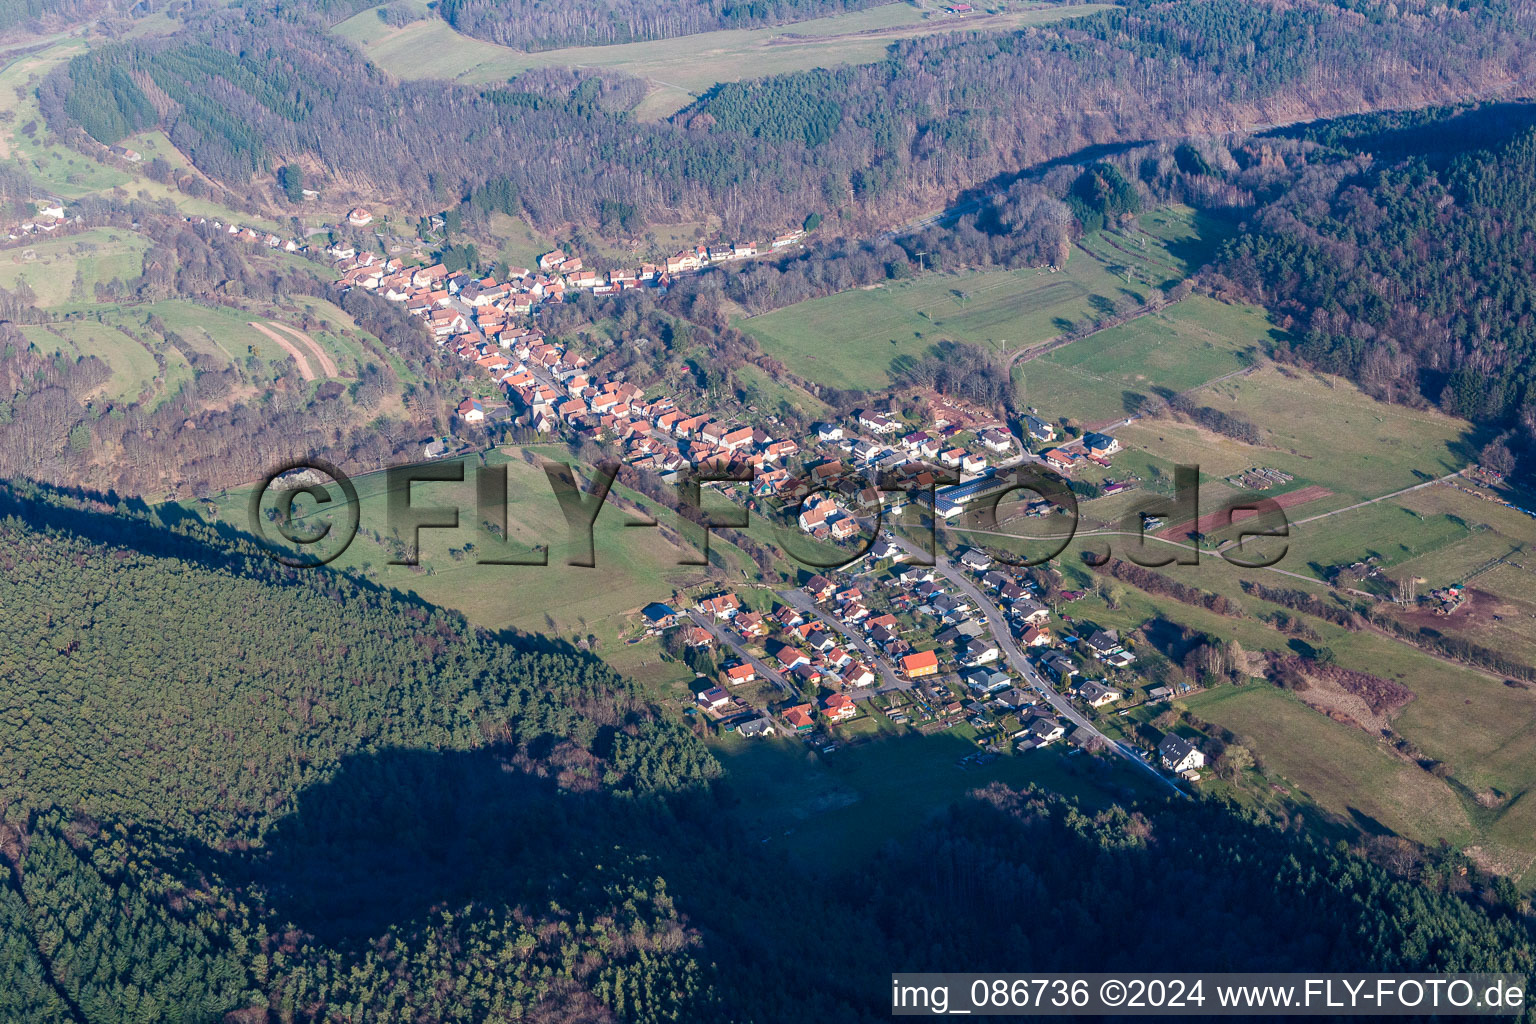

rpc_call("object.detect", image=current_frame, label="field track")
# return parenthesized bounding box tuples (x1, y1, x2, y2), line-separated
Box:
(248, 321, 315, 380)
(265, 320, 342, 377)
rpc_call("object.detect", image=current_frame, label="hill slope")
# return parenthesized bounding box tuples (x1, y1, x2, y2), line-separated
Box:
(3, 482, 1536, 1022)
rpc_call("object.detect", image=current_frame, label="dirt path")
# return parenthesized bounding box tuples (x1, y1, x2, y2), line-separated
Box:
(265, 320, 342, 378)
(247, 321, 316, 381)
(1288, 470, 1461, 527)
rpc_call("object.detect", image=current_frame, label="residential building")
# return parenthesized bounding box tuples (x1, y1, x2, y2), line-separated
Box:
(901, 649, 940, 679)
(782, 703, 816, 731)
(822, 693, 857, 722)
(698, 593, 742, 620)
(959, 549, 993, 572)
(1077, 680, 1123, 708)
(723, 663, 756, 686)
(695, 686, 730, 710)
(1159, 735, 1206, 774)
(1083, 431, 1121, 456)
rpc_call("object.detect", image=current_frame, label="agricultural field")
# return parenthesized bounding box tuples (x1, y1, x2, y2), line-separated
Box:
(1033, 543, 1536, 884)
(1184, 686, 1478, 850)
(0, 41, 131, 197)
(0, 228, 150, 307)
(114, 299, 368, 381)
(20, 320, 187, 405)
(733, 362, 833, 420)
(738, 227, 1194, 390)
(336, 2, 1114, 120)
(1014, 294, 1267, 425)
(1357, 483, 1536, 668)
(1117, 364, 1475, 518)
(1131, 204, 1236, 271)
(0, 39, 286, 229)
(202, 447, 754, 643)
(21, 293, 398, 411)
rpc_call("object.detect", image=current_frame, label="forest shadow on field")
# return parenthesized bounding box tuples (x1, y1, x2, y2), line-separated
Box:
(958, 138, 1155, 233)
(222, 746, 690, 948)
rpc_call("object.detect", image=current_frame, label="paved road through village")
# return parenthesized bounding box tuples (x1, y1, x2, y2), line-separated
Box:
(890, 536, 1186, 798)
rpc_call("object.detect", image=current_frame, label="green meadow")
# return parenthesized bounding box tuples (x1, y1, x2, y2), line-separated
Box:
(1014, 294, 1268, 424)
(337, 2, 1114, 120)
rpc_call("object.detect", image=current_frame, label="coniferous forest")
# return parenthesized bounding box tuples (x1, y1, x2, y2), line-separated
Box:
(1, 480, 1534, 1022)
(1208, 108, 1536, 437)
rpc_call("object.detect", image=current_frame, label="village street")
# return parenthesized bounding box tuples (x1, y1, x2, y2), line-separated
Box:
(889, 536, 1186, 798)
(775, 588, 906, 695)
(685, 608, 792, 695)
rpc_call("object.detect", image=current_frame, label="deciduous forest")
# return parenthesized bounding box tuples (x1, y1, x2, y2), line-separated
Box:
(438, 0, 892, 50)
(40, 0, 1536, 235)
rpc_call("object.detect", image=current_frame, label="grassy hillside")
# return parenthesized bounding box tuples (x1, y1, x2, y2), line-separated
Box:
(737, 212, 1206, 390)
(1014, 294, 1268, 424)
(337, 2, 1115, 120)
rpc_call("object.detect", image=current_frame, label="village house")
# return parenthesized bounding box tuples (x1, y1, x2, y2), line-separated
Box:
(1025, 415, 1056, 443)
(962, 637, 1000, 667)
(1019, 625, 1051, 647)
(695, 686, 731, 711)
(901, 649, 940, 679)
(959, 549, 993, 572)
(781, 703, 816, 732)
(1083, 431, 1121, 457)
(829, 516, 861, 540)
(1012, 597, 1050, 626)
(1023, 715, 1066, 746)
(822, 693, 857, 723)
(1085, 628, 1124, 660)
(1040, 650, 1077, 684)
(1077, 680, 1123, 708)
(843, 662, 877, 688)
(966, 668, 1012, 695)
(641, 603, 678, 630)
(697, 593, 742, 620)
(1042, 448, 1075, 471)
(771, 642, 810, 673)
(798, 499, 836, 532)
(857, 410, 899, 435)
(1159, 734, 1206, 774)
(980, 428, 1015, 454)
(736, 716, 776, 738)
